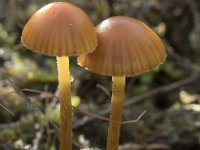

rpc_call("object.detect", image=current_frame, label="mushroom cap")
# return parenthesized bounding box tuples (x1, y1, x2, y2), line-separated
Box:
(22, 2, 97, 56)
(78, 16, 166, 76)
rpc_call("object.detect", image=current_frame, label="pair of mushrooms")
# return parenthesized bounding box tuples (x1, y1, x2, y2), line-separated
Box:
(22, 2, 166, 150)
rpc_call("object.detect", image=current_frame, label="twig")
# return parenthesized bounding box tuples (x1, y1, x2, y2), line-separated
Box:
(0, 82, 93, 149)
(1, 74, 198, 130)
(73, 75, 198, 129)
(72, 140, 85, 149)
(6, 79, 30, 111)
(22, 89, 110, 122)
(0, 91, 19, 97)
(6, 80, 61, 133)
(0, 103, 14, 116)
(186, 0, 200, 23)
(167, 47, 200, 73)
(1, 88, 145, 125)
(121, 110, 146, 125)
(96, 84, 111, 97)
(124, 74, 198, 106)
(1, 88, 109, 122)
(73, 107, 109, 121)
(32, 127, 44, 150)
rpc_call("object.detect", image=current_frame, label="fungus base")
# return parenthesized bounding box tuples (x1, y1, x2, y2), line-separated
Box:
(107, 76, 125, 150)
(57, 56, 72, 150)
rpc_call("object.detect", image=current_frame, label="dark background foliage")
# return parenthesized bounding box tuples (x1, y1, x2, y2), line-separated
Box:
(0, 0, 200, 150)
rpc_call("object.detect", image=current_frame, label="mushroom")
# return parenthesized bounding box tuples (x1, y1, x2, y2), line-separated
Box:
(78, 16, 166, 150)
(21, 2, 97, 150)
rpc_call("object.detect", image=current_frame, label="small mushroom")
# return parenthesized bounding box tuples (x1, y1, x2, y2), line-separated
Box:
(21, 2, 97, 150)
(78, 16, 166, 150)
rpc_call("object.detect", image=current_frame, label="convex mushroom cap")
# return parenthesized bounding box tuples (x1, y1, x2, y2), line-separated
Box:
(22, 2, 97, 56)
(78, 16, 166, 76)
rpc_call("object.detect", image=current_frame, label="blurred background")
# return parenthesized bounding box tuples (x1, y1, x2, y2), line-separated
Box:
(0, 0, 200, 150)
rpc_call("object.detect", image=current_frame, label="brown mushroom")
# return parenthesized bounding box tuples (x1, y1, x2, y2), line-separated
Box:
(21, 2, 97, 150)
(78, 16, 166, 150)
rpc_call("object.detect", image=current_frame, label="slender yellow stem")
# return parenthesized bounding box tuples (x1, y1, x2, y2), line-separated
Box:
(107, 76, 125, 150)
(57, 56, 72, 150)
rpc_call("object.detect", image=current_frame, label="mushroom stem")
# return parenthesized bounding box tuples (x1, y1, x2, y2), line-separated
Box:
(57, 56, 72, 150)
(107, 76, 125, 150)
